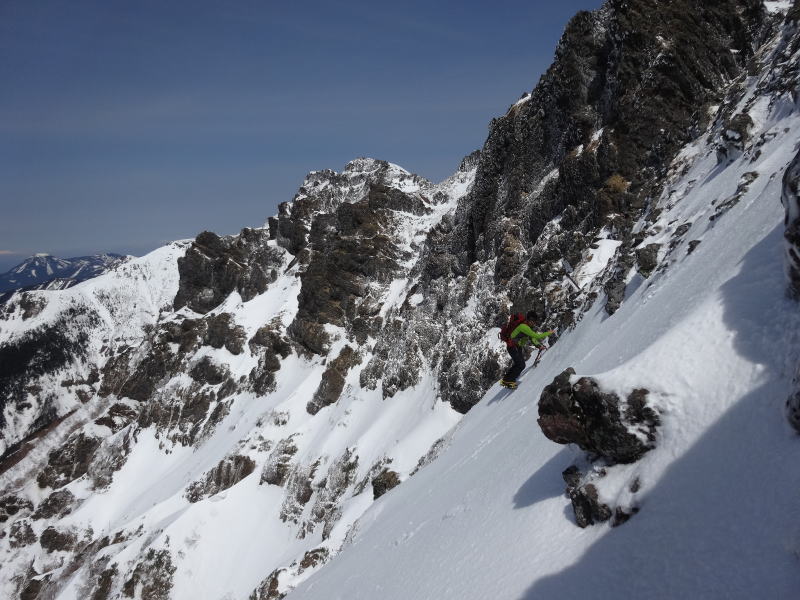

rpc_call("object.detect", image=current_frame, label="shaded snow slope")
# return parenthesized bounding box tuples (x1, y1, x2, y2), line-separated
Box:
(291, 41, 800, 600)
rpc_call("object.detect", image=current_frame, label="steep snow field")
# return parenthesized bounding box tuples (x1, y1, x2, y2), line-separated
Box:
(291, 86, 800, 600)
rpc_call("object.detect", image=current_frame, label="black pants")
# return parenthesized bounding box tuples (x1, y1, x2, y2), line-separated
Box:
(504, 345, 526, 382)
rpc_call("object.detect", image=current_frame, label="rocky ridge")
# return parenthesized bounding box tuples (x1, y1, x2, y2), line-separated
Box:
(0, 1, 798, 599)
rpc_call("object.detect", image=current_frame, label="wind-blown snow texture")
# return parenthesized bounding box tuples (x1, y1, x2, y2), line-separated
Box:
(1, 2, 800, 599)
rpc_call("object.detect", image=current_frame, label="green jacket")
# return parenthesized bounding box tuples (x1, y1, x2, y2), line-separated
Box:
(510, 323, 552, 348)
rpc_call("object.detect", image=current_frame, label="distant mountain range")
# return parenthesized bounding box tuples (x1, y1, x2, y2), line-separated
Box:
(0, 252, 129, 295)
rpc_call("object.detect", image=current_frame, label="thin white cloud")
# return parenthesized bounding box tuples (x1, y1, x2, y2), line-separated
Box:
(0, 250, 21, 255)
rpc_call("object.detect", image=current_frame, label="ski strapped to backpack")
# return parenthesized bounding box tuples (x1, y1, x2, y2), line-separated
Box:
(499, 313, 526, 346)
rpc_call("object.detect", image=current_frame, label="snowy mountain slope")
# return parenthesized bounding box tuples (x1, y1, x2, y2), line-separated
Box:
(292, 19, 800, 599)
(1, 1, 797, 599)
(0, 253, 129, 295)
(0, 160, 478, 600)
(0, 244, 186, 458)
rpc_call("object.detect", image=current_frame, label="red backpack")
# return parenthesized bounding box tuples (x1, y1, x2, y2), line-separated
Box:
(499, 313, 525, 347)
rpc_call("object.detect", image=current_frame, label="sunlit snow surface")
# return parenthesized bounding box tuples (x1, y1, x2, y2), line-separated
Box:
(290, 51, 800, 600)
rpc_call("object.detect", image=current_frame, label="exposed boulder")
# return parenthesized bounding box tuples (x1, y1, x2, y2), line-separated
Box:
(566, 480, 611, 528)
(298, 547, 330, 573)
(538, 368, 660, 464)
(562, 465, 642, 528)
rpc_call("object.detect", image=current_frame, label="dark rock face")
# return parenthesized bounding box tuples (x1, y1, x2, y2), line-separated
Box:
(87, 429, 135, 490)
(32, 489, 76, 520)
(173, 228, 283, 314)
(0, 316, 90, 451)
(635, 243, 661, 276)
(94, 403, 138, 433)
(37, 432, 102, 489)
(562, 465, 641, 528)
(0, 495, 33, 523)
(185, 454, 256, 503)
(9, 519, 37, 548)
(288, 194, 402, 354)
(121, 548, 176, 600)
(461, 0, 761, 268)
(203, 313, 247, 355)
(249, 324, 292, 395)
(372, 469, 401, 499)
(567, 480, 611, 528)
(39, 526, 77, 552)
(189, 357, 229, 386)
(307, 346, 360, 415)
(538, 368, 660, 464)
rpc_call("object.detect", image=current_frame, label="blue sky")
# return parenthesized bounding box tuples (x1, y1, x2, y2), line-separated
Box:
(0, 0, 602, 272)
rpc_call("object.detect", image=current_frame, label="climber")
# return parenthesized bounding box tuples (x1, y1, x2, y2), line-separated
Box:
(499, 311, 554, 389)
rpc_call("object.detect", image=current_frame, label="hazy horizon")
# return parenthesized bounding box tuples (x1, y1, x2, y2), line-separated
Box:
(0, 0, 603, 273)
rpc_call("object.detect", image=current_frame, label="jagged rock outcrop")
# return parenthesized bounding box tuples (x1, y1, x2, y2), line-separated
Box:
(287, 170, 420, 353)
(185, 454, 256, 502)
(537, 368, 660, 464)
(121, 548, 176, 600)
(173, 228, 283, 314)
(307, 346, 360, 415)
